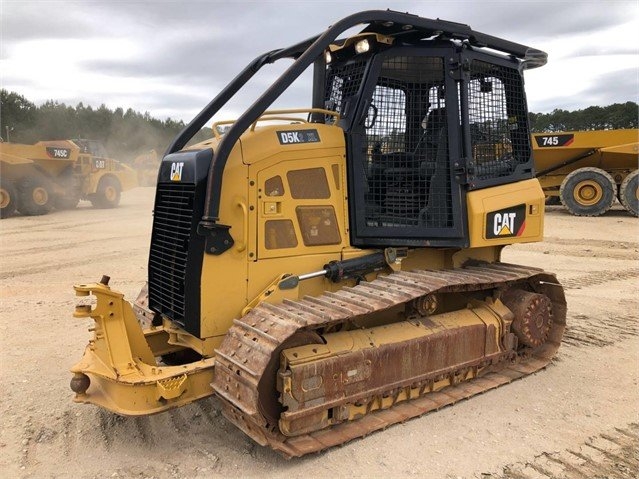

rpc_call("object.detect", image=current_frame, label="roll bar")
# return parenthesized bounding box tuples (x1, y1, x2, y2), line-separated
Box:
(164, 9, 547, 231)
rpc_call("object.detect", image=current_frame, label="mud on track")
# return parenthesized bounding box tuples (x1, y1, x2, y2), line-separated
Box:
(1, 189, 637, 478)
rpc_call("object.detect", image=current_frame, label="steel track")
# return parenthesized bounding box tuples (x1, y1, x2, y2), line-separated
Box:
(212, 262, 566, 457)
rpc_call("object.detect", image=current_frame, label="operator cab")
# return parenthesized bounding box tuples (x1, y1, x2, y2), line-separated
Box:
(319, 32, 534, 247)
(161, 11, 546, 255)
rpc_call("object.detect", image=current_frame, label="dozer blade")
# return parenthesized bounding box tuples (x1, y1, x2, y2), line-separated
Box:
(212, 263, 566, 457)
(70, 280, 216, 415)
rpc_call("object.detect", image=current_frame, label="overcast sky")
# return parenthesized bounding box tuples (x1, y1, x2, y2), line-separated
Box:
(1, 0, 637, 124)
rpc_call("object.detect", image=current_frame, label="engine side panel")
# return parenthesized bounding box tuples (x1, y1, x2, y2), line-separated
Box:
(466, 178, 544, 247)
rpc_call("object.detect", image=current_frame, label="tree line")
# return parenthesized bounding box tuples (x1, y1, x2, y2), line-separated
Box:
(0, 89, 212, 161)
(1, 90, 637, 160)
(528, 101, 637, 132)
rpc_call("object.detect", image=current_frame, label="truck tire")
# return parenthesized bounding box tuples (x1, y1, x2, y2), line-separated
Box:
(17, 176, 53, 216)
(544, 194, 560, 206)
(619, 169, 638, 217)
(55, 196, 80, 210)
(559, 167, 616, 217)
(91, 176, 121, 208)
(54, 165, 80, 210)
(0, 178, 18, 218)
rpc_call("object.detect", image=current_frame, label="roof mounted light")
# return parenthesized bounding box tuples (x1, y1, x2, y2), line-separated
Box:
(325, 50, 332, 64)
(355, 39, 370, 54)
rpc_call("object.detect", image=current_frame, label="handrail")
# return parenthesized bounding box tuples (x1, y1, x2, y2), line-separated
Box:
(234, 200, 248, 252)
(212, 108, 340, 138)
(211, 120, 236, 139)
(249, 108, 340, 132)
(249, 117, 306, 131)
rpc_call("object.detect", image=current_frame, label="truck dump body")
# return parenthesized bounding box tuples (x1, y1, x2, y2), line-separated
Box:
(532, 129, 639, 216)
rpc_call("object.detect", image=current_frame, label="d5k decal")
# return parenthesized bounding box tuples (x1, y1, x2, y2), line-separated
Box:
(486, 204, 526, 239)
(276, 129, 320, 145)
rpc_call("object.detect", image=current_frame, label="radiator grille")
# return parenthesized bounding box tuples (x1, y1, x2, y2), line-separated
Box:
(148, 182, 196, 321)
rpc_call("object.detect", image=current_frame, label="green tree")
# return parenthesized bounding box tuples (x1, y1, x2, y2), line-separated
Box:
(529, 102, 638, 132)
(0, 89, 213, 160)
(0, 90, 36, 141)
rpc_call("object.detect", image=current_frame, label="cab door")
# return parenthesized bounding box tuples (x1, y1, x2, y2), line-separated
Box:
(345, 47, 467, 247)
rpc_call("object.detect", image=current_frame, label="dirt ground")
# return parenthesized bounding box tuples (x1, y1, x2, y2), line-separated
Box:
(1, 187, 637, 479)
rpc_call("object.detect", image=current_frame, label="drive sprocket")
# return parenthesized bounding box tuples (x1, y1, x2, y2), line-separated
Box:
(501, 289, 553, 348)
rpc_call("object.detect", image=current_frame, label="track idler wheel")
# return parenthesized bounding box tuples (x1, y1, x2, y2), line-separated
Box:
(501, 289, 553, 348)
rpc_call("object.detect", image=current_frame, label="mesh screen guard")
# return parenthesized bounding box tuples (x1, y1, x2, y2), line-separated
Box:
(324, 47, 533, 246)
(467, 59, 532, 183)
(364, 56, 452, 229)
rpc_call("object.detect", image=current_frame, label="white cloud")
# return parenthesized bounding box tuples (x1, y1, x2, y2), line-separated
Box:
(525, 16, 639, 112)
(1, 1, 637, 121)
(2, 37, 142, 101)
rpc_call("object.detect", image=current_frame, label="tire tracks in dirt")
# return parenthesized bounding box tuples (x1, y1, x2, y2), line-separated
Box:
(1, 213, 148, 236)
(3, 234, 146, 257)
(0, 248, 147, 280)
(543, 237, 638, 250)
(1, 218, 110, 235)
(17, 399, 227, 476)
(556, 266, 638, 349)
(486, 423, 638, 479)
(560, 268, 639, 290)
(560, 312, 639, 349)
(19, 408, 155, 473)
(523, 237, 638, 261)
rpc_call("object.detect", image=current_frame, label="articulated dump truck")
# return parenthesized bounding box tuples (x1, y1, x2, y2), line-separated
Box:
(69, 10, 566, 457)
(132, 149, 160, 187)
(533, 129, 639, 217)
(0, 139, 137, 218)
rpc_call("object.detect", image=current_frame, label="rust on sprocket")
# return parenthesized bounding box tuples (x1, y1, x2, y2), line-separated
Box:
(501, 288, 553, 348)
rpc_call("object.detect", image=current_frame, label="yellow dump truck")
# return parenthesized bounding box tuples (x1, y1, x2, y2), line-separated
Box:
(132, 149, 160, 186)
(0, 139, 137, 218)
(532, 129, 638, 216)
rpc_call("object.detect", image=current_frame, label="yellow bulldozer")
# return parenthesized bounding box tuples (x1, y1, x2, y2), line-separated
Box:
(0, 139, 137, 218)
(69, 11, 566, 457)
(533, 129, 638, 216)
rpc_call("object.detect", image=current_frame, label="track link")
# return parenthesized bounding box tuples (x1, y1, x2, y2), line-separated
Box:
(213, 262, 566, 457)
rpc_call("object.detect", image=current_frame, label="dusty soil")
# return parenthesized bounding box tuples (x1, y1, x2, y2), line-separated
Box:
(1, 188, 637, 479)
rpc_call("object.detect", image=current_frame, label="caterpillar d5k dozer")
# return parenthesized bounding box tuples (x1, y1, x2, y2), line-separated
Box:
(69, 10, 566, 457)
